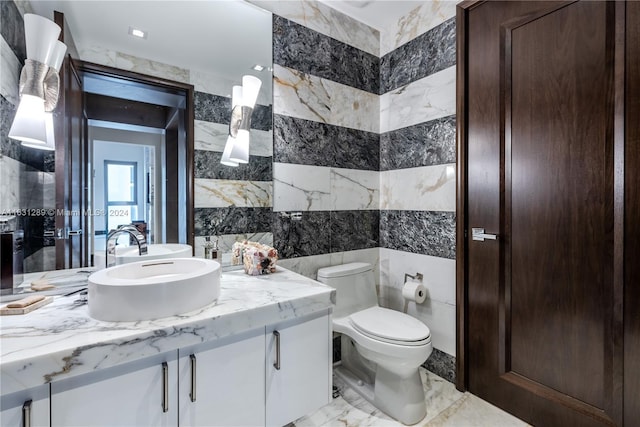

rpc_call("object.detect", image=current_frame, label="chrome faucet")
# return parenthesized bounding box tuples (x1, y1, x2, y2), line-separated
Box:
(105, 224, 148, 268)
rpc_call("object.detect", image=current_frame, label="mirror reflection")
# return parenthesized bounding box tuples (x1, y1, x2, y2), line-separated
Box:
(0, 0, 273, 286)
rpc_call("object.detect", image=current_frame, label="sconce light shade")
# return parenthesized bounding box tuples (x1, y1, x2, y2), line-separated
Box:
(232, 85, 243, 109)
(24, 14, 61, 65)
(50, 40, 67, 72)
(229, 129, 250, 164)
(241, 75, 262, 108)
(8, 94, 47, 145)
(20, 112, 55, 151)
(220, 135, 239, 167)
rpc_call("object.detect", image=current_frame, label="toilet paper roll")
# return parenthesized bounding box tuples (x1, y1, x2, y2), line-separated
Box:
(402, 281, 427, 304)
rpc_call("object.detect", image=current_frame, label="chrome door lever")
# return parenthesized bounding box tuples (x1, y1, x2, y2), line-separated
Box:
(472, 228, 498, 242)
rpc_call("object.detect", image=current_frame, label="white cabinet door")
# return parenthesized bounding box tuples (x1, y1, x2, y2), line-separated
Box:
(178, 328, 265, 427)
(265, 310, 331, 427)
(0, 385, 50, 427)
(51, 352, 179, 427)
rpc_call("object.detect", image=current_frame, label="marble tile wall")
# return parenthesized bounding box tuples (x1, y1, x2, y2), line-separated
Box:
(0, 0, 54, 267)
(271, 11, 381, 264)
(378, 4, 458, 362)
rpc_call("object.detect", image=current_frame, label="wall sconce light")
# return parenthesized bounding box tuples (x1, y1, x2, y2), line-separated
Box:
(220, 75, 262, 166)
(8, 14, 67, 151)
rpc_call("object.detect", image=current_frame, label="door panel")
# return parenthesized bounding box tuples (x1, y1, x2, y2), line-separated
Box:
(461, 1, 627, 425)
(624, 2, 640, 425)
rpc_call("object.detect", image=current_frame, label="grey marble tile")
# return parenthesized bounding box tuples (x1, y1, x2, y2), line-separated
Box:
(194, 92, 231, 125)
(381, 17, 456, 94)
(272, 211, 331, 258)
(194, 207, 272, 236)
(330, 210, 379, 252)
(194, 91, 272, 131)
(194, 149, 272, 181)
(43, 153, 55, 173)
(273, 15, 379, 95)
(274, 115, 379, 170)
(380, 210, 456, 259)
(381, 115, 456, 171)
(1, 1, 26, 63)
(423, 348, 456, 385)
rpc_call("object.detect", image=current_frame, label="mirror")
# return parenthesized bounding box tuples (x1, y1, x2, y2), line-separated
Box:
(1, 0, 273, 278)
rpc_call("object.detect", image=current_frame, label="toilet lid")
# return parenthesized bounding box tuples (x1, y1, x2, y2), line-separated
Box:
(349, 307, 431, 345)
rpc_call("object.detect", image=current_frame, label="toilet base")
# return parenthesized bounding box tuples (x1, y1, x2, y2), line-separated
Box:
(334, 364, 427, 425)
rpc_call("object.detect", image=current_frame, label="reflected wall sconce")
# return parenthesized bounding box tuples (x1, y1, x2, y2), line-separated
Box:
(220, 75, 262, 166)
(8, 14, 67, 151)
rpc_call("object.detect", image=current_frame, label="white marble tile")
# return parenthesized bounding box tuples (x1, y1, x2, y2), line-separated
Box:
(379, 248, 456, 306)
(13, 0, 33, 16)
(295, 369, 467, 427)
(194, 179, 272, 208)
(380, 1, 458, 57)
(380, 66, 456, 134)
(20, 170, 42, 209)
(1, 37, 21, 106)
(78, 45, 117, 67)
(253, 0, 380, 57)
(380, 164, 456, 212)
(0, 156, 22, 210)
(278, 248, 380, 284)
(274, 64, 379, 134)
(195, 120, 273, 157)
(331, 168, 380, 211)
(115, 51, 190, 84)
(426, 393, 531, 427)
(41, 172, 55, 209)
(190, 69, 238, 98)
(195, 121, 229, 152)
(194, 232, 273, 262)
(273, 163, 331, 211)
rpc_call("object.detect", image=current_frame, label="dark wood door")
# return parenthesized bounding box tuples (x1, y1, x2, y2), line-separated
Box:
(54, 11, 88, 269)
(458, 1, 636, 425)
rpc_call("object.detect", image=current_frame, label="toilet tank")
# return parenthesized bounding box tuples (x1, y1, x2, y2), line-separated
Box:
(317, 262, 378, 319)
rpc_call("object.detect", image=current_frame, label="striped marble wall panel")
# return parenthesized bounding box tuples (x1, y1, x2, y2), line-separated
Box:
(194, 207, 272, 236)
(0, 1, 25, 64)
(194, 92, 272, 131)
(195, 150, 272, 181)
(273, 64, 379, 134)
(380, 17, 456, 94)
(380, 210, 455, 260)
(273, 115, 379, 170)
(330, 210, 379, 252)
(380, 115, 456, 171)
(273, 15, 379, 94)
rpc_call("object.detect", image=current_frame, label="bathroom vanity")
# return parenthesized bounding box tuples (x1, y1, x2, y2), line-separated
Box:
(0, 267, 334, 426)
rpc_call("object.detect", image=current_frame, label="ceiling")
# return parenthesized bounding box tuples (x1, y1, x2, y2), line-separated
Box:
(317, 0, 427, 30)
(29, 0, 273, 92)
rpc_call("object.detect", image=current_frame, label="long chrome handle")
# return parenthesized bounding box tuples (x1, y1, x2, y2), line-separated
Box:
(162, 362, 169, 413)
(472, 228, 498, 242)
(189, 354, 197, 403)
(22, 400, 32, 427)
(273, 331, 281, 370)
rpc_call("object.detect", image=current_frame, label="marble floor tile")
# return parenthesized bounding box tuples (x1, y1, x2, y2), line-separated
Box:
(295, 368, 530, 427)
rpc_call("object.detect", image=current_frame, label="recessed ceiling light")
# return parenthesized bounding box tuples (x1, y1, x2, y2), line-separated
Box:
(128, 26, 147, 39)
(251, 64, 265, 72)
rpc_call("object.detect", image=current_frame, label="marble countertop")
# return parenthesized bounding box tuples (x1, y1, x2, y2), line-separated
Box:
(0, 267, 335, 396)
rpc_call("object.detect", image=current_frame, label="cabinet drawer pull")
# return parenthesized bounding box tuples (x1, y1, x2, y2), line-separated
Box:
(273, 330, 281, 370)
(22, 400, 32, 427)
(162, 362, 169, 413)
(189, 354, 197, 402)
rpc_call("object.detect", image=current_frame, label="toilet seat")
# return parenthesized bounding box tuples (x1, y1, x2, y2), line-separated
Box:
(348, 307, 431, 347)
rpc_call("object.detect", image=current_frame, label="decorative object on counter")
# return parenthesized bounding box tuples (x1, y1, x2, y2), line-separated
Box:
(231, 240, 278, 275)
(8, 14, 67, 150)
(220, 75, 263, 166)
(203, 236, 220, 262)
(1, 295, 53, 315)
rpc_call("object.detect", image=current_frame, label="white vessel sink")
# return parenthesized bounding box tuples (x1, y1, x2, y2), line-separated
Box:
(88, 258, 220, 321)
(94, 243, 193, 269)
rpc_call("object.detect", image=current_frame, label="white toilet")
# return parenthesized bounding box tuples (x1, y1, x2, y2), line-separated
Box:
(317, 262, 432, 425)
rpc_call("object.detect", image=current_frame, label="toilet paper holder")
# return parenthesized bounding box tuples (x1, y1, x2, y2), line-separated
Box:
(404, 272, 423, 283)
